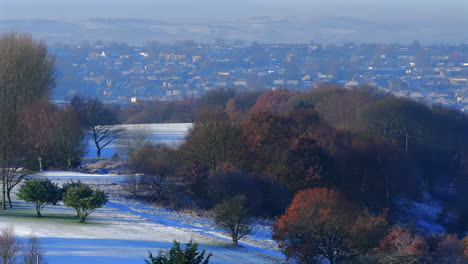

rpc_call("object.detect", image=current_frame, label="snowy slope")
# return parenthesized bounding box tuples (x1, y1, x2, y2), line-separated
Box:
(0, 171, 285, 264)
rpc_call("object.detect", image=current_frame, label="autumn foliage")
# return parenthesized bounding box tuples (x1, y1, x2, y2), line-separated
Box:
(377, 227, 467, 263)
(273, 188, 387, 264)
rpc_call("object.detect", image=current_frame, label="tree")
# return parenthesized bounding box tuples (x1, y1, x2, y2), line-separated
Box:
(213, 195, 252, 245)
(117, 125, 149, 157)
(22, 233, 45, 264)
(0, 32, 55, 112)
(18, 100, 55, 171)
(273, 188, 387, 264)
(122, 174, 142, 198)
(431, 234, 465, 264)
(82, 99, 122, 158)
(128, 145, 178, 200)
(145, 240, 212, 264)
(224, 90, 263, 121)
(0, 32, 55, 210)
(182, 110, 244, 171)
(2, 167, 28, 209)
(359, 97, 430, 153)
(0, 226, 20, 264)
(241, 110, 293, 182)
(18, 178, 60, 217)
(0, 104, 19, 210)
(283, 134, 334, 191)
(63, 183, 107, 223)
(51, 109, 85, 171)
(462, 234, 468, 256)
(251, 89, 294, 113)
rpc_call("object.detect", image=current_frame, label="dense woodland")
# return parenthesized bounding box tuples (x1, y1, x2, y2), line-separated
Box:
(120, 85, 468, 263)
(2, 32, 468, 263)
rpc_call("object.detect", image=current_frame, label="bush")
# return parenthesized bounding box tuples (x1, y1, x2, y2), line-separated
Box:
(128, 145, 177, 201)
(63, 183, 107, 223)
(213, 195, 251, 245)
(208, 169, 290, 216)
(145, 240, 211, 264)
(18, 178, 60, 217)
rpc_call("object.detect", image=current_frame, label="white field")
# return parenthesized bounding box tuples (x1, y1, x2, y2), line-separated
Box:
(0, 171, 285, 264)
(86, 123, 193, 158)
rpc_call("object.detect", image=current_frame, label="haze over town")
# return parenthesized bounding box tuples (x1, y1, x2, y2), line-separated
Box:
(1, 0, 467, 44)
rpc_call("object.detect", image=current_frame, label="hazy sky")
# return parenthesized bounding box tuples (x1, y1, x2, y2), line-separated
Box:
(0, 0, 466, 23)
(0, 0, 466, 44)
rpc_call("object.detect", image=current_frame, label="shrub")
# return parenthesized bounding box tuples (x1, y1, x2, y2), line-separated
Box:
(63, 183, 107, 223)
(145, 240, 211, 264)
(18, 178, 60, 217)
(213, 195, 251, 245)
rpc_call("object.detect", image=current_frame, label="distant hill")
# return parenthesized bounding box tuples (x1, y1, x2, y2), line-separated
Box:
(1, 17, 466, 45)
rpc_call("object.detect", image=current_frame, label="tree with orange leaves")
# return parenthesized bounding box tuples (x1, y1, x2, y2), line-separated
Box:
(251, 88, 294, 113)
(462, 234, 468, 257)
(273, 188, 387, 264)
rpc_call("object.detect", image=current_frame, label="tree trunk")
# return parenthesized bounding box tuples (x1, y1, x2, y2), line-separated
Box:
(38, 156, 43, 172)
(68, 158, 72, 171)
(97, 147, 101, 158)
(35, 203, 42, 217)
(1, 174, 5, 210)
(405, 131, 408, 153)
(79, 214, 86, 223)
(6, 189, 12, 209)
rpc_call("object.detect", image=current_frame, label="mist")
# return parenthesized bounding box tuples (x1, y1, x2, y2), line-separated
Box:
(0, 0, 466, 44)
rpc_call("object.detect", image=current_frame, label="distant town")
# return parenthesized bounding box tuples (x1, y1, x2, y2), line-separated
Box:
(52, 41, 468, 112)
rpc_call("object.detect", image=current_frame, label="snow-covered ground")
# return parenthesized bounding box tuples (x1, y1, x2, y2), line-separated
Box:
(86, 123, 192, 158)
(0, 171, 285, 264)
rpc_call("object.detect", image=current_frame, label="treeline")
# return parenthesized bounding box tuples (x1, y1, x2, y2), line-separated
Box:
(67, 98, 196, 125)
(117, 99, 196, 124)
(0, 33, 115, 211)
(126, 86, 468, 225)
(82, 90, 260, 125)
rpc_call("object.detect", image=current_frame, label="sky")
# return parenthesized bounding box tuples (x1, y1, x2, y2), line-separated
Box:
(0, 0, 466, 23)
(0, 0, 466, 44)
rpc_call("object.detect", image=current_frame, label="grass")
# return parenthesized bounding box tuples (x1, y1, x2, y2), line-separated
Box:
(0, 202, 103, 225)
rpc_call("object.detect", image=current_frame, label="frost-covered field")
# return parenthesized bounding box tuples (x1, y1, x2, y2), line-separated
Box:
(86, 123, 192, 158)
(0, 171, 285, 264)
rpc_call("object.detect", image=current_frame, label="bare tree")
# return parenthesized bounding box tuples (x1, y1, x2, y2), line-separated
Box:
(182, 110, 244, 170)
(0, 32, 55, 113)
(118, 125, 150, 157)
(18, 100, 55, 172)
(51, 109, 86, 171)
(0, 105, 17, 210)
(0, 226, 20, 264)
(73, 98, 122, 158)
(22, 233, 45, 264)
(122, 174, 142, 198)
(0, 106, 27, 209)
(0, 32, 55, 210)
(91, 124, 122, 159)
(3, 167, 28, 209)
